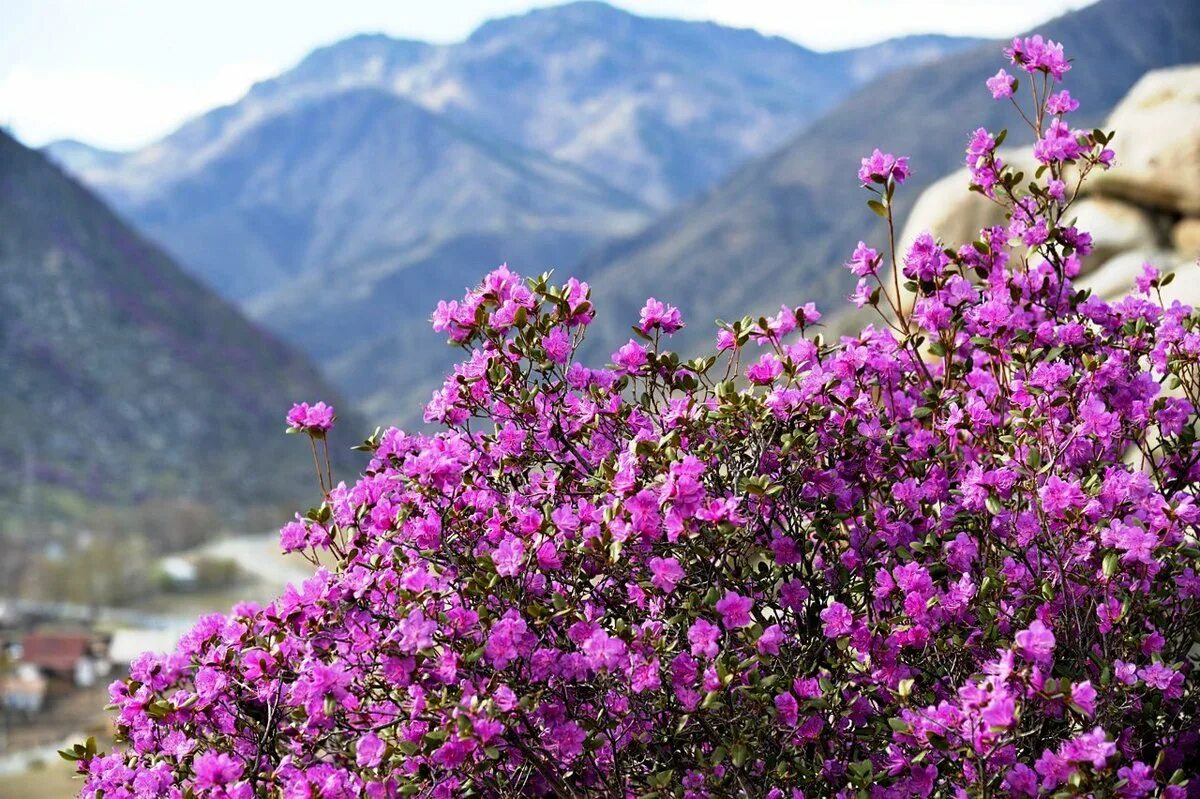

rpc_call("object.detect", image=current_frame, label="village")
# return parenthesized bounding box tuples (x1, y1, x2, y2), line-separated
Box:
(0, 533, 314, 796)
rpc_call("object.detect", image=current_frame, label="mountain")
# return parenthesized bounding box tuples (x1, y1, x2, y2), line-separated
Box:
(0, 128, 357, 520)
(41, 3, 978, 424)
(49, 4, 980, 212)
(576, 0, 1200, 357)
(116, 88, 650, 419)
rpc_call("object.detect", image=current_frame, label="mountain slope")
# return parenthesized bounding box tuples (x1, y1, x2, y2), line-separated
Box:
(109, 89, 650, 420)
(48, 3, 979, 212)
(0, 129, 357, 519)
(576, 0, 1200, 356)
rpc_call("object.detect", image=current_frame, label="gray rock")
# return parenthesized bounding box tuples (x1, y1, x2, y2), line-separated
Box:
(1172, 217, 1200, 258)
(1070, 196, 1161, 271)
(1089, 65, 1200, 214)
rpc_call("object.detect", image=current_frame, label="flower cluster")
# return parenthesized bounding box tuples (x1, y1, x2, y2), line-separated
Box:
(285, 401, 335, 434)
(78, 39, 1199, 799)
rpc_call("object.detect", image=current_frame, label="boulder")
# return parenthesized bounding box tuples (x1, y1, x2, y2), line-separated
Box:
(1089, 65, 1200, 215)
(1070, 196, 1161, 273)
(1172, 217, 1200, 258)
(1076, 248, 1198, 305)
(897, 149, 1040, 253)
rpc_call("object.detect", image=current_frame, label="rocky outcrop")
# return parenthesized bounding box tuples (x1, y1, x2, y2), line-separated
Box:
(1089, 65, 1200, 215)
(896, 64, 1200, 308)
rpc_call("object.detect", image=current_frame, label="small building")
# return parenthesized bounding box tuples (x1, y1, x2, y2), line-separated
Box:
(1, 662, 47, 714)
(20, 631, 98, 687)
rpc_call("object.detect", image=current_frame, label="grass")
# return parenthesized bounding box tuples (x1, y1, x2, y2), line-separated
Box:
(0, 758, 83, 799)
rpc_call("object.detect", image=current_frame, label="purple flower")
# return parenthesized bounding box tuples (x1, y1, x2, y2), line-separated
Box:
(1015, 620, 1056, 664)
(286, 401, 335, 433)
(356, 732, 386, 769)
(486, 613, 527, 669)
(542, 327, 572, 364)
(1034, 119, 1084, 164)
(192, 751, 243, 789)
(715, 591, 753, 628)
(612, 339, 648, 373)
(986, 69, 1015, 99)
(1046, 89, 1079, 115)
(858, 148, 910, 187)
(774, 692, 799, 726)
(492, 535, 526, 577)
(649, 556, 685, 593)
(981, 691, 1016, 730)
(1135, 262, 1160, 294)
(1060, 726, 1116, 769)
(638, 298, 684, 334)
(820, 602, 853, 638)
(1070, 680, 1097, 716)
(756, 624, 784, 656)
(746, 353, 784, 385)
(845, 241, 880, 277)
(688, 618, 721, 658)
(1005, 35, 1070, 80)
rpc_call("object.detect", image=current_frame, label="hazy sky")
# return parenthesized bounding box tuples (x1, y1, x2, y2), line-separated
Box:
(1, 0, 1098, 150)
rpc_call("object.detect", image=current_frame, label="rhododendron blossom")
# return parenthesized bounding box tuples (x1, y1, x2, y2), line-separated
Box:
(77, 39, 1200, 799)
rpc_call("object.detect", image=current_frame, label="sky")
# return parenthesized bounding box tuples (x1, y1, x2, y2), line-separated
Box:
(0, 0, 1098, 151)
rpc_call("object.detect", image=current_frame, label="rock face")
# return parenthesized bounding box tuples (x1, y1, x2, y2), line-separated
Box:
(1071, 196, 1161, 266)
(1089, 65, 1200, 215)
(893, 63, 1200, 310)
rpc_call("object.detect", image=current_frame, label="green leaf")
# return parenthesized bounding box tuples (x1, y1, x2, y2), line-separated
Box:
(867, 199, 889, 218)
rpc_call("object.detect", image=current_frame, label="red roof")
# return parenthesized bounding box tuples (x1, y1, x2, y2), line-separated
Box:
(22, 632, 91, 674)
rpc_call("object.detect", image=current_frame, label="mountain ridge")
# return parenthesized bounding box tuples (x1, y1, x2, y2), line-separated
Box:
(574, 0, 1200, 360)
(0, 128, 359, 520)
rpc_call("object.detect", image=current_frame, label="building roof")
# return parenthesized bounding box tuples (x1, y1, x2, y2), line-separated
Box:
(21, 631, 92, 673)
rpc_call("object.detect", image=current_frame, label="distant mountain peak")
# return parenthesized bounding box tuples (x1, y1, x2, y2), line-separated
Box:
(45, 2, 995, 426)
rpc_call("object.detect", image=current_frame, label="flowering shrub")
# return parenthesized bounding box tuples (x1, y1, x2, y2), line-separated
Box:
(77, 38, 1200, 798)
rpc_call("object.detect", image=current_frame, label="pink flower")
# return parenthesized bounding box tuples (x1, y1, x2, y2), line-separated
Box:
(612, 339, 648, 373)
(638, 298, 684, 334)
(1015, 620, 1056, 664)
(649, 557, 685, 593)
(486, 613, 527, 669)
(756, 624, 784, 656)
(542, 327, 572, 363)
(845, 241, 880, 277)
(1135, 262, 1160, 294)
(715, 591, 753, 628)
(192, 751, 243, 789)
(858, 148, 910, 186)
(688, 618, 721, 658)
(986, 69, 1015, 99)
(774, 692, 799, 726)
(279, 519, 308, 552)
(356, 732, 386, 769)
(286, 401, 335, 433)
(1046, 89, 1079, 115)
(746, 353, 783, 385)
(981, 691, 1016, 730)
(820, 602, 853, 638)
(1005, 35, 1070, 80)
(1070, 680, 1097, 716)
(492, 536, 526, 577)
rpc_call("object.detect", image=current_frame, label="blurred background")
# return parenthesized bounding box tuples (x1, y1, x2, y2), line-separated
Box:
(1, 0, 1198, 794)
